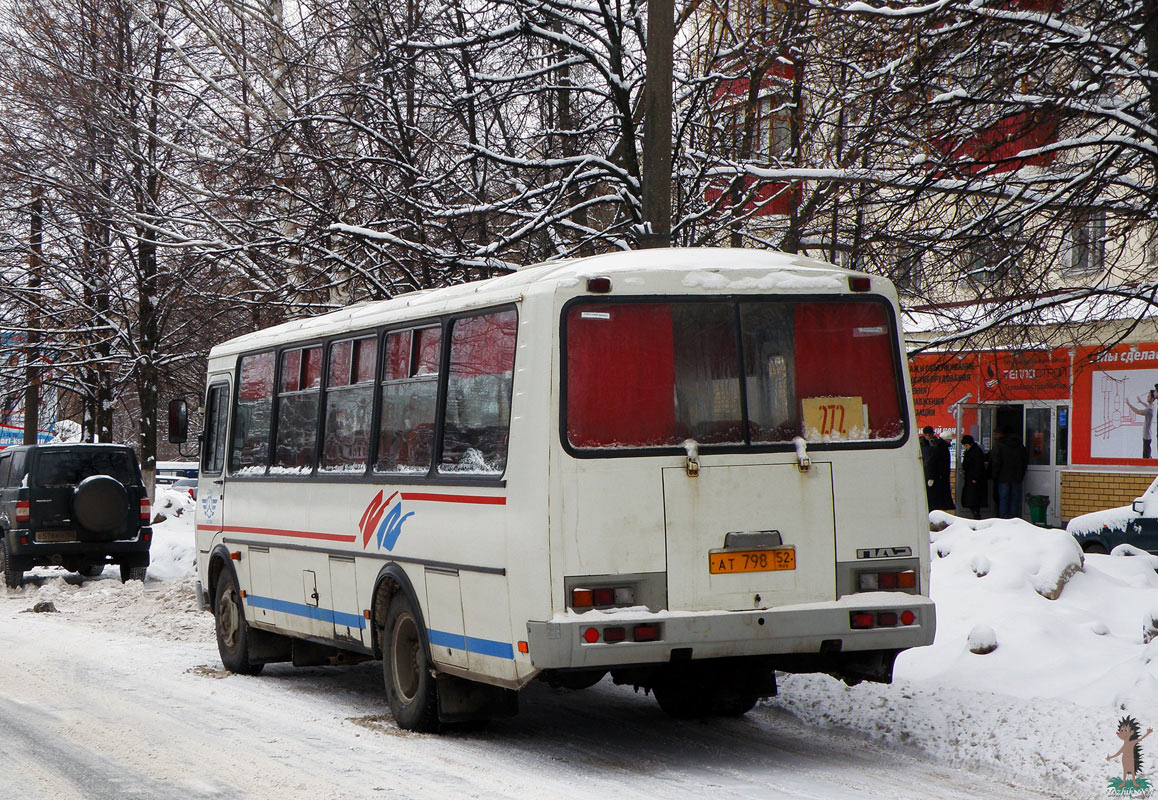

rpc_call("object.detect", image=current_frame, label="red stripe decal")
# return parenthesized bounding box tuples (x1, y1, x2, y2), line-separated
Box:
(400, 493, 506, 505)
(221, 525, 357, 543)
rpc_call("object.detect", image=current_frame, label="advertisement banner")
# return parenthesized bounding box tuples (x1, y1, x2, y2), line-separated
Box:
(1071, 344, 1158, 466)
(909, 349, 1069, 431)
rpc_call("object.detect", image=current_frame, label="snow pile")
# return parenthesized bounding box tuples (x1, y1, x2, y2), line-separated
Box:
(148, 501, 196, 581)
(154, 486, 195, 523)
(927, 510, 1083, 599)
(773, 513, 1158, 796)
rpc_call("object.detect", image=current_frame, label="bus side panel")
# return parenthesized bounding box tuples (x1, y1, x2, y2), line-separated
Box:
(425, 568, 469, 669)
(498, 292, 553, 685)
(558, 463, 667, 586)
(461, 571, 516, 678)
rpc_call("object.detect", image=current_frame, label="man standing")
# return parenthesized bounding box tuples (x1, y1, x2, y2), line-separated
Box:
(989, 425, 1029, 519)
(920, 426, 954, 512)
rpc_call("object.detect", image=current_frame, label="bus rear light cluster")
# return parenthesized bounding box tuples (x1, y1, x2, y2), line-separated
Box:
(857, 570, 916, 592)
(571, 586, 634, 609)
(850, 610, 918, 629)
(15, 501, 29, 524)
(582, 624, 662, 644)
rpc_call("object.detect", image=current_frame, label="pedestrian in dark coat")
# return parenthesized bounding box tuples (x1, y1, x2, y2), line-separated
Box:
(959, 434, 987, 519)
(921, 426, 955, 511)
(989, 426, 1028, 519)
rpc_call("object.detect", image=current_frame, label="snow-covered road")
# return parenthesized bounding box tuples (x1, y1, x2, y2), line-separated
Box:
(0, 572, 1062, 800)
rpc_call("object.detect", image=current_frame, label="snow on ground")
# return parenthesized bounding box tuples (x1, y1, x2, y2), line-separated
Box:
(8, 503, 1158, 797)
(772, 512, 1158, 797)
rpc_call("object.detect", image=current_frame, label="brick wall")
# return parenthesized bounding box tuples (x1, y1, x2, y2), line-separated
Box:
(1060, 471, 1158, 521)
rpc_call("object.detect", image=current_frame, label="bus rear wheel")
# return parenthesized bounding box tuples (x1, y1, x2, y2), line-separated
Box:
(382, 593, 439, 732)
(214, 568, 264, 676)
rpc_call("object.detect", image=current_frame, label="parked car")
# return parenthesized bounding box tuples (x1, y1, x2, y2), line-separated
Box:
(155, 461, 198, 486)
(1066, 476, 1158, 554)
(0, 444, 152, 587)
(171, 477, 197, 500)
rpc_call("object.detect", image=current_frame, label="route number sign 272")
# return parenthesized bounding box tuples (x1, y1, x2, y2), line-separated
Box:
(801, 396, 865, 437)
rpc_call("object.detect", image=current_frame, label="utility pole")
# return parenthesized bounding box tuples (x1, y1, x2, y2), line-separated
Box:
(640, 0, 674, 249)
(23, 188, 42, 445)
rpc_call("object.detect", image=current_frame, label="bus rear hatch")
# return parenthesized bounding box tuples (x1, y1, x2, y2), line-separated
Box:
(662, 463, 836, 612)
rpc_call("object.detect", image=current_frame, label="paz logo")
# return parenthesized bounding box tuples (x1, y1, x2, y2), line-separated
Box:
(359, 490, 413, 552)
(1107, 715, 1155, 797)
(200, 495, 219, 520)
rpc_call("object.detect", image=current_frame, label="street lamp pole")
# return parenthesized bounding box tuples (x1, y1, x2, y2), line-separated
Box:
(23, 188, 42, 446)
(640, 0, 673, 249)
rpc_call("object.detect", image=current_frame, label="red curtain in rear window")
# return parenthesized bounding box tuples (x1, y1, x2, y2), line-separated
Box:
(793, 302, 901, 437)
(567, 304, 677, 448)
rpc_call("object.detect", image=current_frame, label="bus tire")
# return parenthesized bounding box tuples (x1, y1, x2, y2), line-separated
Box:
(214, 567, 264, 676)
(382, 593, 438, 732)
(654, 687, 712, 719)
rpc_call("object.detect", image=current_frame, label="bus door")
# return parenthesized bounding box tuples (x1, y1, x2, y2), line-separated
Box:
(198, 381, 231, 541)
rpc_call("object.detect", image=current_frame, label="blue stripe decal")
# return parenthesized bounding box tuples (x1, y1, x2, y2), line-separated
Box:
(245, 594, 367, 630)
(428, 628, 515, 660)
(242, 594, 512, 658)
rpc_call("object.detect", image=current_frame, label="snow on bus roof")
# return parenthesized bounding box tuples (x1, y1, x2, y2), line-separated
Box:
(210, 248, 873, 357)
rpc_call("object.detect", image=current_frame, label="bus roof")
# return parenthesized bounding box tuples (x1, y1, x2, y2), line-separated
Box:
(209, 248, 889, 359)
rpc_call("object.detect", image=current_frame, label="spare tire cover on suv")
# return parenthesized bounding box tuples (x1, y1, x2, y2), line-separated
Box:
(73, 475, 129, 534)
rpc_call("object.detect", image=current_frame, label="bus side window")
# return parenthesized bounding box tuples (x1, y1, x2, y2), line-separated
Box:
(439, 309, 517, 475)
(320, 336, 376, 473)
(202, 384, 230, 475)
(230, 352, 275, 475)
(376, 328, 440, 474)
(273, 346, 322, 474)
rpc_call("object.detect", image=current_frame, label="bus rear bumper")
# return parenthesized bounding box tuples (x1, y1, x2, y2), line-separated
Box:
(525, 594, 935, 670)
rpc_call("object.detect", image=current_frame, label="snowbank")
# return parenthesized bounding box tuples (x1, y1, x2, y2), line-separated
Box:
(772, 513, 1158, 797)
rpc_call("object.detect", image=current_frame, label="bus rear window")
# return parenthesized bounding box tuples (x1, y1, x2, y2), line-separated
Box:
(565, 299, 904, 451)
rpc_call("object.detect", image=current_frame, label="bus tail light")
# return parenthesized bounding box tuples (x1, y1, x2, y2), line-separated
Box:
(15, 501, 29, 524)
(633, 624, 661, 642)
(857, 570, 916, 592)
(851, 609, 918, 629)
(603, 627, 626, 643)
(140, 498, 151, 522)
(850, 612, 874, 629)
(571, 585, 635, 610)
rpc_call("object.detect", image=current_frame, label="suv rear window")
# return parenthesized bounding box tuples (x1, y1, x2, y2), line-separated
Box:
(34, 450, 138, 487)
(564, 298, 905, 450)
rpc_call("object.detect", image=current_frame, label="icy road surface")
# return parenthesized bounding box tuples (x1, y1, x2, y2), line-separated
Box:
(0, 573, 1060, 800)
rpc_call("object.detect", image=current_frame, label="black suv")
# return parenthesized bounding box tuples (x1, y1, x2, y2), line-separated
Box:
(0, 444, 152, 588)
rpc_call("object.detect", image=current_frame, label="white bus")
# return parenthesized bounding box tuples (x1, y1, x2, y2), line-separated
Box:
(174, 248, 935, 731)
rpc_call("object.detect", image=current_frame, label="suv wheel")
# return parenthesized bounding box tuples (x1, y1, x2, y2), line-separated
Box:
(81, 563, 106, 578)
(1, 540, 24, 589)
(73, 475, 128, 534)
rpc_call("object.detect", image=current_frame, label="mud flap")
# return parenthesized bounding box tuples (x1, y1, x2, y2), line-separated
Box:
(247, 627, 292, 664)
(834, 649, 899, 686)
(436, 674, 518, 724)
